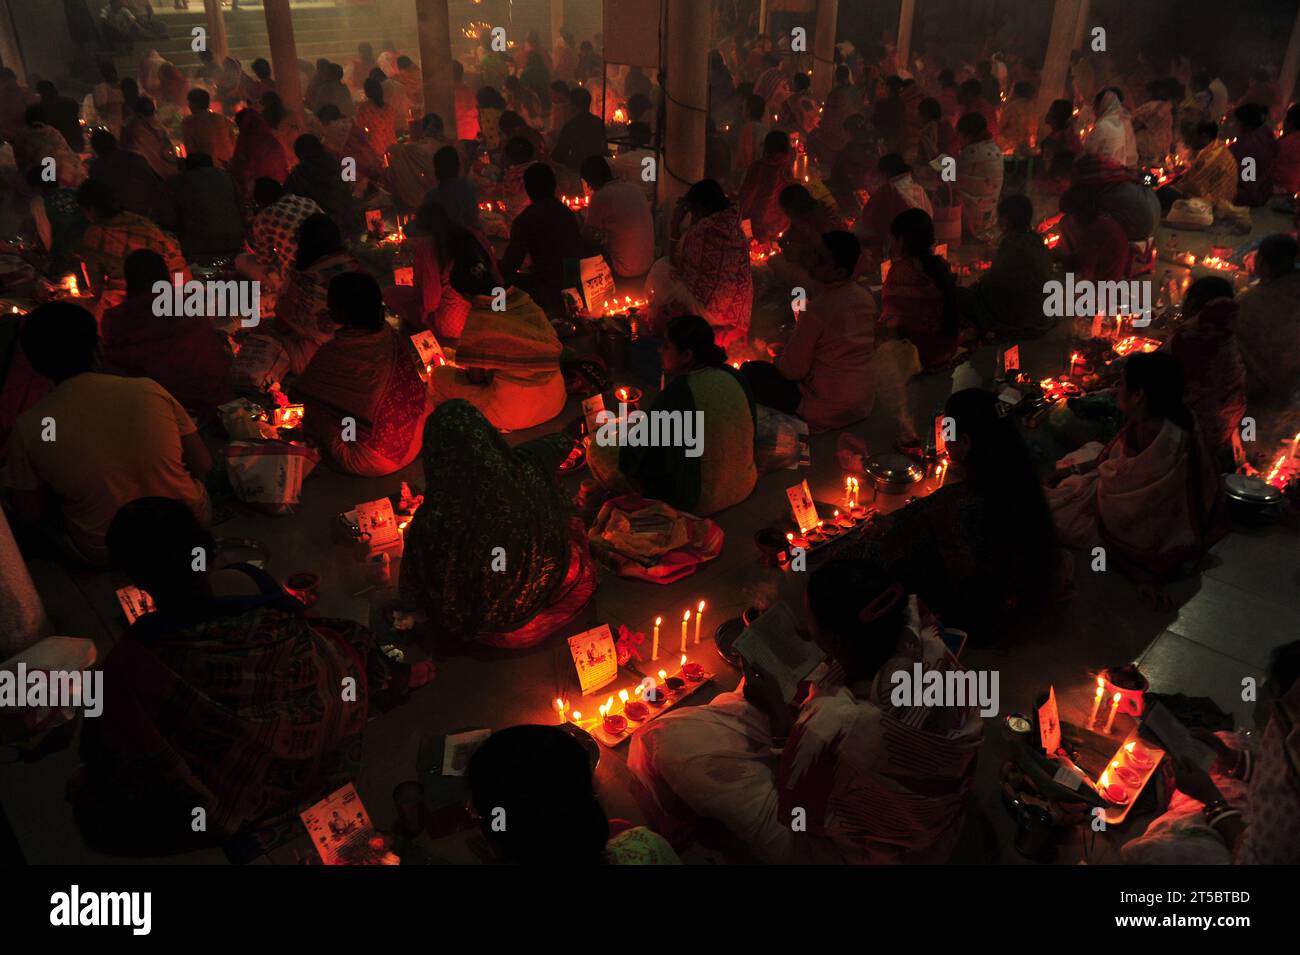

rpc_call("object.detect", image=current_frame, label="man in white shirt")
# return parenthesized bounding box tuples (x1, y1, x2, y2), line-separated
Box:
(580, 156, 655, 280)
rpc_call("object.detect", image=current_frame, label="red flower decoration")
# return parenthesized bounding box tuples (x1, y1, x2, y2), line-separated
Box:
(615, 625, 645, 666)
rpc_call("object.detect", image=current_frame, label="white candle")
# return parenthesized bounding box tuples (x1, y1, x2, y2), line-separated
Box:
(651, 616, 661, 661)
(1102, 692, 1122, 734)
(554, 698, 567, 724)
(1087, 682, 1104, 729)
(680, 609, 690, 654)
(694, 601, 705, 644)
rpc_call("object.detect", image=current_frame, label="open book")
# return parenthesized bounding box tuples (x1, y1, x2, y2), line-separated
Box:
(733, 602, 825, 704)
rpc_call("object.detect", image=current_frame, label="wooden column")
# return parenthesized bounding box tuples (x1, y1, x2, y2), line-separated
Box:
(552, 0, 564, 45)
(1280, 2, 1300, 108)
(810, 0, 838, 102)
(415, 0, 456, 139)
(896, 0, 915, 78)
(203, 0, 229, 64)
(0, 0, 25, 86)
(661, 0, 710, 217)
(1071, 0, 1091, 50)
(1037, 0, 1083, 123)
(263, 0, 302, 110)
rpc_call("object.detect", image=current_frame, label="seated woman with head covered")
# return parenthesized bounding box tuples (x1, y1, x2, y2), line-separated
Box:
(629, 558, 983, 864)
(1047, 352, 1225, 589)
(292, 272, 433, 477)
(398, 400, 596, 650)
(272, 212, 364, 374)
(588, 315, 757, 516)
(74, 496, 421, 854)
(427, 240, 566, 432)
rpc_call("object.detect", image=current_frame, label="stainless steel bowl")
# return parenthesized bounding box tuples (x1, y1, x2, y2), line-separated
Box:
(1224, 473, 1282, 523)
(864, 453, 925, 494)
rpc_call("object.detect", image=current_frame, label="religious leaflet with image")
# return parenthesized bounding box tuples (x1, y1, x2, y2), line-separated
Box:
(786, 480, 820, 534)
(410, 330, 446, 379)
(116, 585, 156, 624)
(364, 208, 384, 236)
(393, 266, 415, 287)
(568, 624, 619, 695)
(355, 498, 401, 550)
(581, 394, 607, 435)
(1000, 344, 1020, 376)
(934, 412, 949, 455)
(578, 255, 616, 314)
(300, 783, 373, 865)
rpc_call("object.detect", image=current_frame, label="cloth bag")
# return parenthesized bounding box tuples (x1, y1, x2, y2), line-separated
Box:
(225, 441, 320, 515)
(587, 494, 724, 583)
(1166, 198, 1213, 230)
(231, 333, 291, 393)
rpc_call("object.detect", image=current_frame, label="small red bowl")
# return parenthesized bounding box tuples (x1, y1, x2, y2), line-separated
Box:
(624, 702, 650, 722)
(602, 715, 628, 736)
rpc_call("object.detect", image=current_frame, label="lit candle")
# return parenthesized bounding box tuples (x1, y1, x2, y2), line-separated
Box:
(651, 615, 661, 661)
(845, 476, 853, 509)
(1087, 679, 1105, 729)
(554, 697, 567, 724)
(694, 601, 705, 644)
(680, 609, 690, 654)
(1290, 432, 1300, 460)
(1102, 691, 1122, 734)
(618, 689, 630, 705)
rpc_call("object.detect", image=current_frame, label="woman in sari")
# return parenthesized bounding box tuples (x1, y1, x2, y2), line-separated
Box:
(738, 130, 795, 242)
(120, 96, 178, 180)
(398, 400, 596, 649)
(468, 725, 680, 865)
(1123, 640, 1300, 865)
(879, 208, 963, 372)
(428, 244, 566, 432)
(1166, 277, 1246, 472)
(356, 77, 397, 159)
(1084, 88, 1138, 168)
(954, 112, 1004, 241)
(382, 200, 492, 341)
(294, 273, 432, 477)
(1273, 104, 1300, 197)
(846, 388, 1060, 638)
(74, 497, 412, 853)
(228, 107, 289, 197)
(855, 153, 933, 263)
(273, 213, 363, 373)
(1132, 79, 1175, 167)
(648, 179, 754, 350)
(1047, 352, 1225, 588)
(589, 315, 757, 516)
(1229, 103, 1278, 208)
(629, 559, 983, 864)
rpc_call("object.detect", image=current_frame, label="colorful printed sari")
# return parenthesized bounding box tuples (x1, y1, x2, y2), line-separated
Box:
(272, 250, 362, 373)
(399, 400, 594, 645)
(652, 208, 754, 349)
(78, 566, 374, 841)
(294, 325, 432, 477)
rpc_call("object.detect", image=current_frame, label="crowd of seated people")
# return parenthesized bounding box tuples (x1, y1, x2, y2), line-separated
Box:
(0, 21, 1297, 867)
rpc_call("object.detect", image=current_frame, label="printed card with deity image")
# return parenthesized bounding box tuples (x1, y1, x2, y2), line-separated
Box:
(116, 585, 156, 624)
(786, 480, 820, 534)
(299, 782, 373, 865)
(568, 624, 618, 695)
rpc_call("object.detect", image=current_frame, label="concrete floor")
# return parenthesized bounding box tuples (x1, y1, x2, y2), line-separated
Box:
(3, 202, 1297, 865)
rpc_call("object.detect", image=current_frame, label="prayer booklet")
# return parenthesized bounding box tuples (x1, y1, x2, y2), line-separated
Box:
(1140, 703, 1217, 772)
(354, 498, 401, 549)
(733, 602, 825, 705)
(1038, 686, 1061, 753)
(299, 783, 374, 865)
